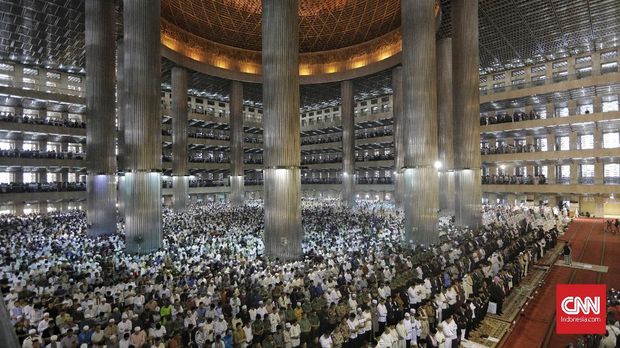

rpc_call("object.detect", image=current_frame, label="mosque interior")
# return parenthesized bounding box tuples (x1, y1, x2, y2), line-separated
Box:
(0, 0, 619, 347)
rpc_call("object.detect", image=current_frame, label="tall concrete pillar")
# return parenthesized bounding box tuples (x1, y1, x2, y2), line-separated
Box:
(401, 0, 439, 246)
(85, 0, 117, 236)
(171, 66, 189, 211)
(117, 42, 126, 218)
(230, 80, 245, 206)
(36, 168, 47, 183)
(594, 195, 605, 217)
(60, 169, 69, 183)
(262, 0, 302, 260)
(123, 0, 162, 253)
(547, 164, 556, 184)
(452, 0, 482, 229)
(38, 138, 48, 151)
(392, 67, 404, 209)
(12, 169, 23, 184)
(13, 202, 24, 215)
(437, 38, 455, 216)
(595, 160, 604, 185)
(0, 295, 19, 348)
(341, 80, 355, 207)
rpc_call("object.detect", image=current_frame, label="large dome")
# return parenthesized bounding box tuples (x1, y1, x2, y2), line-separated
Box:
(161, 0, 401, 52)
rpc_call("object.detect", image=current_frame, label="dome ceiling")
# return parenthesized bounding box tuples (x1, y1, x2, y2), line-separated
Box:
(160, 0, 401, 53)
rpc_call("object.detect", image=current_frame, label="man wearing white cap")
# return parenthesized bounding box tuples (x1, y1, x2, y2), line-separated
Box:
(104, 319, 118, 341)
(37, 312, 50, 333)
(117, 313, 132, 336)
(130, 326, 145, 347)
(45, 334, 60, 348)
(21, 328, 42, 348)
(403, 313, 414, 348)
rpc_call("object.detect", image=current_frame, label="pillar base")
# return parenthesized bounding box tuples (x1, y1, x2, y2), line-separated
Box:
(438, 171, 455, 217)
(13, 202, 24, 216)
(393, 173, 404, 210)
(403, 167, 439, 247)
(118, 175, 126, 219)
(342, 175, 355, 207)
(230, 175, 245, 206)
(124, 172, 162, 254)
(264, 168, 302, 261)
(172, 175, 189, 211)
(454, 169, 482, 230)
(87, 174, 117, 236)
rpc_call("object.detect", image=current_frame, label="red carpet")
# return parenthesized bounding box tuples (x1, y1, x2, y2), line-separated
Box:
(501, 219, 616, 348)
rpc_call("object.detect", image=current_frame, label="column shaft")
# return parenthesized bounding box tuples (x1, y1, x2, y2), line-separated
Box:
(123, 0, 162, 253)
(171, 67, 189, 210)
(230, 80, 245, 205)
(117, 42, 126, 218)
(452, 0, 482, 229)
(85, 0, 117, 236)
(437, 38, 455, 216)
(402, 0, 439, 246)
(341, 80, 355, 206)
(392, 67, 404, 209)
(262, 0, 302, 260)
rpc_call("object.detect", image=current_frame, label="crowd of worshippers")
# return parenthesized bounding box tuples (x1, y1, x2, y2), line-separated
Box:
(480, 143, 540, 155)
(481, 174, 547, 185)
(0, 149, 85, 160)
(0, 201, 567, 348)
(0, 112, 86, 128)
(479, 110, 543, 126)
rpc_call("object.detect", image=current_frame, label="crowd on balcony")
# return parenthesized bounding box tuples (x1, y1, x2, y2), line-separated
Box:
(0, 112, 86, 128)
(244, 178, 264, 186)
(301, 177, 342, 184)
(189, 154, 230, 163)
(480, 111, 542, 125)
(0, 149, 84, 160)
(482, 175, 547, 185)
(356, 153, 395, 161)
(356, 128, 393, 139)
(161, 129, 231, 141)
(302, 156, 342, 165)
(244, 157, 263, 165)
(481, 144, 540, 155)
(190, 131, 230, 141)
(301, 134, 342, 145)
(161, 179, 226, 189)
(357, 177, 393, 185)
(244, 137, 262, 144)
(0, 181, 85, 194)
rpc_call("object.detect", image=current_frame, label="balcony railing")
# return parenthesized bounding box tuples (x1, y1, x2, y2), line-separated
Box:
(0, 182, 86, 194)
(0, 80, 85, 98)
(578, 176, 595, 185)
(480, 69, 615, 96)
(556, 177, 571, 184)
(482, 175, 547, 185)
(604, 177, 620, 185)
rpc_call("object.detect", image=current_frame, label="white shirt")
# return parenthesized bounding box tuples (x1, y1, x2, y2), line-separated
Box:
(377, 304, 387, 322)
(319, 335, 333, 348)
